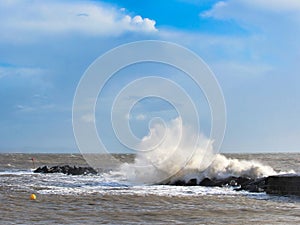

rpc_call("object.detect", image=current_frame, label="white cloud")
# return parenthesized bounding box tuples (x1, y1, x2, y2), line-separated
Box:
(136, 114, 147, 121)
(81, 113, 95, 123)
(212, 61, 274, 78)
(0, 65, 44, 79)
(200, 0, 300, 70)
(125, 113, 146, 121)
(15, 103, 55, 113)
(16, 104, 34, 113)
(202, 0, 300, 26)
(0, 0, 157, 42)
(202, 0, 300, 16)
(241, 0, 300, 13)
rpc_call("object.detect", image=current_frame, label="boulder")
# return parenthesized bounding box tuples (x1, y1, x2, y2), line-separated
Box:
(265, 175, 300, 196)
(34, 165, 97, 175)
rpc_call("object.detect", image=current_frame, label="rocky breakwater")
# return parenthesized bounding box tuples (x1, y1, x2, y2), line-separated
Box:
(34, 165, 97, 175)
(169, 176, 267, 193)
(265, 175, 300, 196)
(33, 164, 300, 196)
(170, 175, 300, 196)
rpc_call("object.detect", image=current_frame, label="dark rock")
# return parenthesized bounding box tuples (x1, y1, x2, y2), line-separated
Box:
(172, 180, 187, 186)
(34, 165, 97, 175)
(238, 177, 266, 192)
(171, 175, 267, 193)
(236, 177, 253, 186)
(34, 166, 48, 173)
(214, 176, 237, 186)
(171, 175, 300, 196)
(199, 178, 219, 187)
(199, 176, 254, 188)
(186, 178, 198, 186)
(169, 178, 199, 186)
(265, 175, 300, 196)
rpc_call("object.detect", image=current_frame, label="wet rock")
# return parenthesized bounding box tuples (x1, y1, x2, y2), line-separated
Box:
(170, 175, 299, 195)
(169, 176, 268, 193)
(169, 178, 199, 186)
(235, 177, 266, 192)
(186, 178, 198, 186)
(33, 166, 48, 173)
(199, 178, 219, 187)
(172, 180, 187, 186)
(34, 165, 97, 175)
(199, 176, 254, 188)
(169, 176, 256, 188)
(265, 175, 300, 196)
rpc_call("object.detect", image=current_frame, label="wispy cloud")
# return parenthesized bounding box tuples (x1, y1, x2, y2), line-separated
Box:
(81, 113, 95, 123)
(236, 0, 300, 13)
(200, 0, 300, 69)
(15, 103, 55, 113)
(0, 64, 44, 79)
(212, 61, 274, 79)
(202, 0, 300, 17)
(202, 0, 300, 31)
(135, 113, 147, 121)
(0, 0, 157, 42)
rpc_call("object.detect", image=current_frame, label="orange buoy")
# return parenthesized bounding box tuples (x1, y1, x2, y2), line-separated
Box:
(30, 194, 36, 200)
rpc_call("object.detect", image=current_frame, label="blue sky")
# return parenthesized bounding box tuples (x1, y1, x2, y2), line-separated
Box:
(0, 0, 300, 153)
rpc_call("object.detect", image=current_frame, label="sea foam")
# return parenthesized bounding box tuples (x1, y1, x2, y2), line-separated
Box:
(119, 117, 294, 185)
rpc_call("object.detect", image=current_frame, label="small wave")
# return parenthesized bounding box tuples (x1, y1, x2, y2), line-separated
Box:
(37, 183, 240, 197)
(0, 170, 33, 175)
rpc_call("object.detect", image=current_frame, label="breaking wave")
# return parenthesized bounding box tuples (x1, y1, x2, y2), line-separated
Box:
(118, 117, 294, 185)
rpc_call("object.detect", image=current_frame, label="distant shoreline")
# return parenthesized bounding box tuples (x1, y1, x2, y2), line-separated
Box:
(0, 152, 299, 155)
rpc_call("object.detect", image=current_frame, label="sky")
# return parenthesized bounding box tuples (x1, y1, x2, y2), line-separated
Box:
(0, 0, 300, 153)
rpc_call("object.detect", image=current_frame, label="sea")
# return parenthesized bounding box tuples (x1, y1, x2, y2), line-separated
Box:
(0, 153, 300, 224)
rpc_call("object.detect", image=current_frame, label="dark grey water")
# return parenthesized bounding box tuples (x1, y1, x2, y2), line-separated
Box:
(0, 153, 300, 224)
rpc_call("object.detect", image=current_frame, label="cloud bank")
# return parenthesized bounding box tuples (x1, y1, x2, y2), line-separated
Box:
(0, 0, 157, 42)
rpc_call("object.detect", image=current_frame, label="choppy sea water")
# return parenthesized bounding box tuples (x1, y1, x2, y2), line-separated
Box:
(0, 153, 299, 224)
